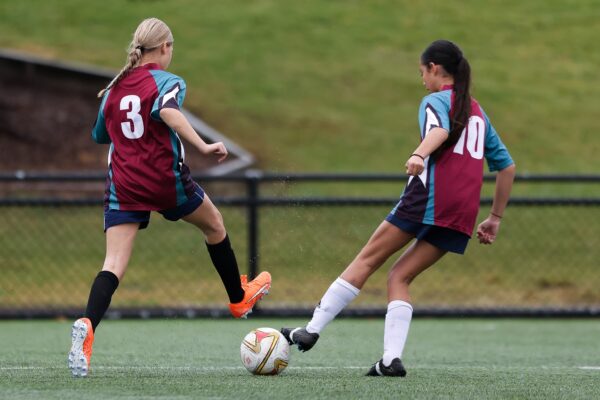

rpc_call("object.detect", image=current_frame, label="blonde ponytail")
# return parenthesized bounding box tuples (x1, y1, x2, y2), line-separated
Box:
(97, 18, 173, 98)
(98, 47, 142, 98)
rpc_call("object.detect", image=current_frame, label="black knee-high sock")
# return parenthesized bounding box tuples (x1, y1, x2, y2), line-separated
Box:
(206, 235, 244, 303)
(84, 270, 119, 332)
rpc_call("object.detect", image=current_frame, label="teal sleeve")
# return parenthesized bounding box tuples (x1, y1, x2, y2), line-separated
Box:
(418, 94, 450, 139)
(150, 72, 187, 121)
(483, 111, 514, 172)
(92, 91, 111, 144)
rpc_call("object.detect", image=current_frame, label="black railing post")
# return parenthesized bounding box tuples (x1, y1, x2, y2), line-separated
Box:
(245, 169, 262, 280)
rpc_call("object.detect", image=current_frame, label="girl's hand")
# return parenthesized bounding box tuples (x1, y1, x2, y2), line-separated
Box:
(405, 155, 425, 176)
(476, 215, 501, 244)
(201, 142, 228, 163)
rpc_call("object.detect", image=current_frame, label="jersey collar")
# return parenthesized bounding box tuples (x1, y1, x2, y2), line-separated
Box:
(441, 84, 454, 91)
(139, 63, 163, 71)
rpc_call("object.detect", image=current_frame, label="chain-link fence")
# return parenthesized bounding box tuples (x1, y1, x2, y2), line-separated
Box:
(1, 172, 599, 317)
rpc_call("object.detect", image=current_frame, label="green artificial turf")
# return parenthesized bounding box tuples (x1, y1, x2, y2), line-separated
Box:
(1, 319, 599, 399)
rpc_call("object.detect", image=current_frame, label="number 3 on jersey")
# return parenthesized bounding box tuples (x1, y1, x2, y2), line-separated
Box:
(120, 95, 144, 139)
(453, 116, 484, 159)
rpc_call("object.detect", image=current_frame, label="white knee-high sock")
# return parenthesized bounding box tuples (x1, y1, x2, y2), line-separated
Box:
(382, 300, 413, 366)
(305, 277, 360, 334)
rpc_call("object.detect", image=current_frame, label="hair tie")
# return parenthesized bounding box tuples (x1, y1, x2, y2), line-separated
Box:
(135, 45, 143, 51)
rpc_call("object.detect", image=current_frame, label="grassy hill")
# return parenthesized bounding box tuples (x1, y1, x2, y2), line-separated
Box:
(1, 1, 599, 312)
(1, 0, 599, 173)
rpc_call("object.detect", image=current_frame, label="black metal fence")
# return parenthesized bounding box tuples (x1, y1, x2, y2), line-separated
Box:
(1, 172, 599, 318)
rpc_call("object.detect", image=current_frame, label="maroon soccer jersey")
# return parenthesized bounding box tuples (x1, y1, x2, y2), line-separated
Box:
(391, 85, 513, 236)
(92, 63, 195, 211)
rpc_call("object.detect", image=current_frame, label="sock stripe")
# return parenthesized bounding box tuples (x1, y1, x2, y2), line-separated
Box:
(335, 277, 360, 296)
(387, 300, 413, 312)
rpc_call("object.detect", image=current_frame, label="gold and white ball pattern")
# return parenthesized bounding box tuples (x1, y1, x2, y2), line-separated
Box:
(240, 327, 290, 375)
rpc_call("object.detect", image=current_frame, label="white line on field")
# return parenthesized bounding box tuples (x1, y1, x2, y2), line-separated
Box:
(97, 366, 366, 370)
(0, 366, 363, 371)
(2, 365, 600, 372)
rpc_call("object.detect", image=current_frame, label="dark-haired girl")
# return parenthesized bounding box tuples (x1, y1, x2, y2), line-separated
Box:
(282, 40, 515, 376)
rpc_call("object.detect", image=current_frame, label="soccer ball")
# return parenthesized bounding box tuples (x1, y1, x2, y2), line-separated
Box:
(240, 327, 290, 375)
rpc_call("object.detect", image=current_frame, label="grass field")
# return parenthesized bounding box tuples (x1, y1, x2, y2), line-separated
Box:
(1, 0, 600, 173)
(1, 319, 599, 399)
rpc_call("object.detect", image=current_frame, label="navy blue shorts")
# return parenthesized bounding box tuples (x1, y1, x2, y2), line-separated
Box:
(385, 214, 470, 254)
(104, 184, 205, 231)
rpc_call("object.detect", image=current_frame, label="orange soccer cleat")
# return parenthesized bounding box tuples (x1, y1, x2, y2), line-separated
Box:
(229, 272, 272, 318)
(68, 317, 94, 377)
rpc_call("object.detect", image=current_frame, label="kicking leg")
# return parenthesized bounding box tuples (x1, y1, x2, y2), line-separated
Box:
(340, 221, 415, 289)
(283, 221, 414, 351)
(183, 195, 270, 318)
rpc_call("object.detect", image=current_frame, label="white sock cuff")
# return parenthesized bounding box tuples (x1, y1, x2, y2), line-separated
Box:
(334, 277, 360, 296)
(387, 300, 413, 312)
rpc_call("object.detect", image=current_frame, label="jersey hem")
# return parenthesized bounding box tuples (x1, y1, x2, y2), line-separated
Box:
(391, 213, 472, 237)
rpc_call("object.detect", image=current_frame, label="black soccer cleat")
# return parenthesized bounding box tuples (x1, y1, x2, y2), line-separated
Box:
(366, 358, 407, 377)
(280, 327, 320, 352)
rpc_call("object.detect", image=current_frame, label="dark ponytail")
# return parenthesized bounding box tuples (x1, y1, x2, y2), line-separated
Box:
(421, 40, 471, 157)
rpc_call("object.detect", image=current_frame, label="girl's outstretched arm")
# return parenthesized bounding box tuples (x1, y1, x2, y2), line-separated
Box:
(160, 108, 228, 162)
(476, 163, 516, 244)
